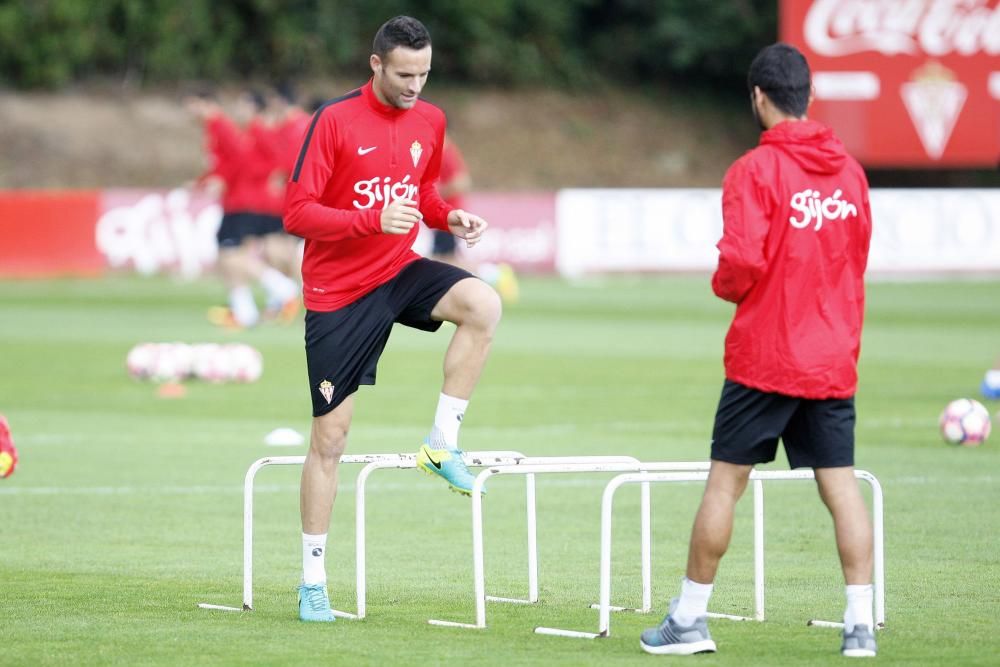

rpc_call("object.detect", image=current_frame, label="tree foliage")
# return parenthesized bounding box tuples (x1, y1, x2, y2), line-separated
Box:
(0, 0, 776, 89)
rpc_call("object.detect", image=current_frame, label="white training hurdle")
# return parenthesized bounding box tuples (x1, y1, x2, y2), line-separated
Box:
(198, 455, 884, 639)
(429, 463, 884, 636)
(197, 451, 528, 615)
(536, 468, 885, 638)
(197, 452, 670, 617)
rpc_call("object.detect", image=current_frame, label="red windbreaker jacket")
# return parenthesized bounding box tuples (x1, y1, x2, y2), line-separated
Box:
(284, 81, 453, 311)
(713, 120, 872, 399)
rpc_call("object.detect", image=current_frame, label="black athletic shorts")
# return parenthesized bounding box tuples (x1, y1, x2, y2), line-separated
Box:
(710, 379, 856, 469)
(254, 214, 286, 237)
(304, 258, 476, 417)
(431, 229, 457, 256)
(216, 212, 258, 248)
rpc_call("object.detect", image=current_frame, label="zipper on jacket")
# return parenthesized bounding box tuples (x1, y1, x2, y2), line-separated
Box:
(390, 119, 397, 169)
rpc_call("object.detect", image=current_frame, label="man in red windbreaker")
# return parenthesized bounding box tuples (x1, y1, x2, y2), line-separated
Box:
(641, 44, 876, 658)
(283, 15, 501, 623)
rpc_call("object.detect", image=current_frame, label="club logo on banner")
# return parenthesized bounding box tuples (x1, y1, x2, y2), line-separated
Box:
(900, 62, 968, 160)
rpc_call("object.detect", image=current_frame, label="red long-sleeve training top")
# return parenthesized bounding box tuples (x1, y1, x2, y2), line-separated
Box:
(284, 80, 454, 311)
(713, 120, 872, 399)
(199, 114, 266, 215)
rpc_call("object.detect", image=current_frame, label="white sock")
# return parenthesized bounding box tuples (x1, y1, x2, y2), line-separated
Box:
(428, 393, 468, 450)
(302, 532, 328, 586)
(844, 584, 874, 632)
(672, 577, 714, 627)
(229, 286, 258, 327)
(259, 267, 297, 307)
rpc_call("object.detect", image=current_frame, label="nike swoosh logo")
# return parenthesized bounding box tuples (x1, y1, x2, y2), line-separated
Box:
(357, 146, 377, 155)
(425, 449, 443, 470)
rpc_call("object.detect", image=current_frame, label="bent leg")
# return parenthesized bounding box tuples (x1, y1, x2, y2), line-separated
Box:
(686, 460, 753, 584)
(430, 277, 502, 399)
(301, 395, 354, 534)
(815, 466, 873, 584)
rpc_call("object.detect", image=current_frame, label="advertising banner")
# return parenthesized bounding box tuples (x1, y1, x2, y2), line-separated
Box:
(780, 0, 1000, 167)
(556, 188, 1000, 275)
(412, 192, 557, 272)
(97, 188, 222, 277)
(0, 191, 103, 277)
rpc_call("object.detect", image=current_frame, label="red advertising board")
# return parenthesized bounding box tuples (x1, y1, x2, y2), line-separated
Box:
(781, 0, 1000, 167)
(0, 191, 103, 277)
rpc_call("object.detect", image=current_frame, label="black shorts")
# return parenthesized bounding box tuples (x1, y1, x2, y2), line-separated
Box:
(254, 214, 286, 237)
(431, 230, 457, 256)
(304, 258, 476, 417)
(710, 379, 856, 469)
(216, 212, 258, 248)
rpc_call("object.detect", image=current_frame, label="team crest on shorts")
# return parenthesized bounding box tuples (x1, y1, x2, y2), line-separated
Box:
(410, 141, 422, 167)
(319, 380, 334, 404)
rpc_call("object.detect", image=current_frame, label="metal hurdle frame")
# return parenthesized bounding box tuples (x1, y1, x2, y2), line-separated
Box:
(537, 469, 885, 639)
(197, 450, 528, 616)
(427, 460, 716, 630)
(197, 452, 659, 618)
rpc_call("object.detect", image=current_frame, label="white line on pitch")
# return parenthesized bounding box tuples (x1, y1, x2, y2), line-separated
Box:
(1, 473, 992, 497)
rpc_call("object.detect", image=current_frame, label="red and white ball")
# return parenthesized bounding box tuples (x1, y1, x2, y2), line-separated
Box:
(939, 398, 991, 447)
(225, 343, 263, 383)
(126, 343, 157, 380)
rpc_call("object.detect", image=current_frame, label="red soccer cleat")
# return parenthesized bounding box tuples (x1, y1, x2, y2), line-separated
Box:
(0, 415, 18, 479)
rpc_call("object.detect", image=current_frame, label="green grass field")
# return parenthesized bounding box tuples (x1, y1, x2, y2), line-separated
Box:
(1, 274, 998, 666)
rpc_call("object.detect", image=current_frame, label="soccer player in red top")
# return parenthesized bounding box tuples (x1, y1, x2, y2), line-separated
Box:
(640, 44, 876, 658)
(283, 15, 501, 622)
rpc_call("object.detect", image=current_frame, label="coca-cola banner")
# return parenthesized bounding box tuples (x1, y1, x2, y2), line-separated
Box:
(780, 0, 1000, 167)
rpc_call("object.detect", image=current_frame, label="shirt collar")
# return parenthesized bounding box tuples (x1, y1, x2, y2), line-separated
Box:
(363, 79, 408, 119)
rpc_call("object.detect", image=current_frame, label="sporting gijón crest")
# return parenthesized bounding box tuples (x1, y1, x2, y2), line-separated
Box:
(319, 380, 334, 404)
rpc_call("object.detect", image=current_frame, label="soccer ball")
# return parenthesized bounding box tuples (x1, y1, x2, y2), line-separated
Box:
(0, 415, 17, 479)
(938, 398, 991, 446)
(126, 343, 157, 380)
(227, 343, 263, 383)
(192, 343, 229, 383)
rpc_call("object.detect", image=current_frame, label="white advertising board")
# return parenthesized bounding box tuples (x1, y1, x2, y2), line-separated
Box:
(556, 188, 1000, 276)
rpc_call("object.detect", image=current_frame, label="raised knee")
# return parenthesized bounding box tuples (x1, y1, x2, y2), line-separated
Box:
(470, 284, 503, 333)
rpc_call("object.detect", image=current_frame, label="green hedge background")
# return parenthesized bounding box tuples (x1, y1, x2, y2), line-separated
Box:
(0, 0, 776, 89)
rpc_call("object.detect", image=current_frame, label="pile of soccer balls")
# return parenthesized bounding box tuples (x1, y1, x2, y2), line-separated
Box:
(939, 398, 992, 447)
(126, 342, 263, 384)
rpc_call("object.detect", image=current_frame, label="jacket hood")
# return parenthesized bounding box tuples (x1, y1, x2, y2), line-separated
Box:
(760, 120, 847, 175)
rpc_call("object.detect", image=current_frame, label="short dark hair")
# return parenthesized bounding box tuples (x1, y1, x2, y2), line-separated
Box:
(373, 15, 431, 60)
(747, 43, 811, 117)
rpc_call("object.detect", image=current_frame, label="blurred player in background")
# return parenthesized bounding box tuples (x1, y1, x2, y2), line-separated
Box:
(186, 90, 266, 328)
(432, 135, 519, 304)
(187, 89, 299, 328)
(244, 86, 305, 321)
(640, 43, 876, 658)
(283, 15, 501, 623)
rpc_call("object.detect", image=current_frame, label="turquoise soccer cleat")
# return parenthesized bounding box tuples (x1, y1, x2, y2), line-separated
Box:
(416, 442, 484, 496)
(298, 583, 336, 622)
